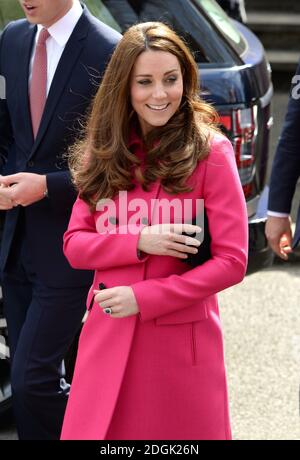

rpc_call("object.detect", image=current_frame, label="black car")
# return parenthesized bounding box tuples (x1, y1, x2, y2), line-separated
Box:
(0, 0, 273, 420)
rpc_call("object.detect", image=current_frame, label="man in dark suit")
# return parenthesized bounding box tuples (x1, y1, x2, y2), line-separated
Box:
(0, 0, 121, 439)
(266, 62, 300, 260)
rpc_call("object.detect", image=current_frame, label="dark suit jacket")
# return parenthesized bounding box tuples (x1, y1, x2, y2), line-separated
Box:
(0, 5, 121, 287)
(268, 60, 300, 248)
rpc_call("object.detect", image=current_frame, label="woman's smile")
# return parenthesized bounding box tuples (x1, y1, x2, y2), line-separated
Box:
(146, 103, 170, 111)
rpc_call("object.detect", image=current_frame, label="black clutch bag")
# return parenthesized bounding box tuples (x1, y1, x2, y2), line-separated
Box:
(181, 210, 211, 267)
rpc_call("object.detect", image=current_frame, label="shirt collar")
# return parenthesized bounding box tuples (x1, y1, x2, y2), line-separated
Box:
(128, 124, 161, 153)
(37, 0, 83, 47)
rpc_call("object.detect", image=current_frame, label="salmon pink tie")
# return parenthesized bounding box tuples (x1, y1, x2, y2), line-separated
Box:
(30, 28, 50, 138)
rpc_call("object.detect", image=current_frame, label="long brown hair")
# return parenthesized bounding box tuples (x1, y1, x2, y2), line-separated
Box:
(69, 22, 220, 210)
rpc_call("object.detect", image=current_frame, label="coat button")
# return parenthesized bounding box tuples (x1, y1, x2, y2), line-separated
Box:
(27, 160, 34, 167)
(109, 216, 118, 225)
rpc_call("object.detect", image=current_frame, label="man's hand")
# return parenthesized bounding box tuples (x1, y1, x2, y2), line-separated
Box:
(265, 215, 293, 260)
(0, 183, 14, 210)
(0, 173, 47, 207)
(94, 286, 139, 318)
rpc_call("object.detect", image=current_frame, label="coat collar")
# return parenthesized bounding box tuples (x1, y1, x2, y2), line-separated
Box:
(128, 125, 143, 149)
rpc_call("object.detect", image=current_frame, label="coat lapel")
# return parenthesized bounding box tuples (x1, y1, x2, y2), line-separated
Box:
(29, 10, 90, 158)
(19, 24, 36, 145)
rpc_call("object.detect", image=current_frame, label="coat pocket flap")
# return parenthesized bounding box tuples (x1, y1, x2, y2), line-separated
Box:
(155, 301, 208, 325)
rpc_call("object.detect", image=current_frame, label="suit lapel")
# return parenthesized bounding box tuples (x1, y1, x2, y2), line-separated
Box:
(29, 10, 90, 158)
(19, 24, 36, 145)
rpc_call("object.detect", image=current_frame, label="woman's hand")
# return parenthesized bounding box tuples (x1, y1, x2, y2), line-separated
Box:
(137, 223, 201, 259)
(94, 286, 139, 318)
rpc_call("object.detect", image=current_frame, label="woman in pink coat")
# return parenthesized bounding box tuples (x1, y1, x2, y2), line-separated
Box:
(60, 22, 248, 440)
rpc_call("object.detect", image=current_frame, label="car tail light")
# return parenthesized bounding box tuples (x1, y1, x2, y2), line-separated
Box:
(220, 105, 258, 199)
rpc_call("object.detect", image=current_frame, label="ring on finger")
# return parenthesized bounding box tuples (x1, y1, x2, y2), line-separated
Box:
(103, 307, 113, 315)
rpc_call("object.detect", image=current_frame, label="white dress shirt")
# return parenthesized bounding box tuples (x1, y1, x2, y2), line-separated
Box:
(267, 210, 289, 218)
(29, 0, 83, 95)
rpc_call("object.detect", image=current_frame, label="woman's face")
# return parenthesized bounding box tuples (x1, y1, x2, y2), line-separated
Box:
(130, 50, 183, 136)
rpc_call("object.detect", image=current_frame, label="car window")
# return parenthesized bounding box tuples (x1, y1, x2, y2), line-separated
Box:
(83, 0, 121, 32)
(193, 0, 246, 56)
(100, 0, 138, 31)
(104, 0, 208, 61)
(103, 0, 237, 65)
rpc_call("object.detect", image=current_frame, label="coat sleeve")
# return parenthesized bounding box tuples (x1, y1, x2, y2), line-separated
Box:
(268, 60, 300, 213)
(46, 170, 77, 213)
(131, 136, 249, 322)
(63, 196, 148, 270)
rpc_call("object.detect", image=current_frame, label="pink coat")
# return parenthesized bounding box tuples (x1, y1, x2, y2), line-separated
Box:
(60, 134, 248, 440)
